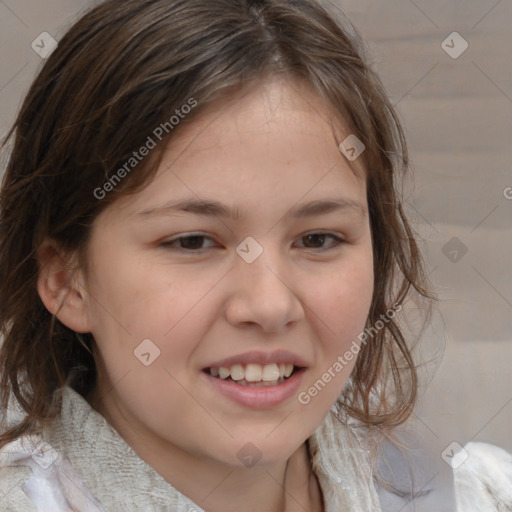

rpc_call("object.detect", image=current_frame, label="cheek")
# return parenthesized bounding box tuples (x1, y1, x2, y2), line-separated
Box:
(299, 257, 373, 405)
(318, 257, 374, 340)
(85, 253, 218, 390)
(85, 250, 193, 338)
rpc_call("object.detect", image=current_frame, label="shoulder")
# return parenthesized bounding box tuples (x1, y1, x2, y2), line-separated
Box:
(0, 435, 47, 512)
(453, 441, 512, 510)
(0, 434, 63, 512)
(0, 432, 107, 512)
(0, 464, 38, 511)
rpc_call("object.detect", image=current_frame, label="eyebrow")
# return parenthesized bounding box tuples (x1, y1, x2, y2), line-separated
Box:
(136, 197, 367, 220)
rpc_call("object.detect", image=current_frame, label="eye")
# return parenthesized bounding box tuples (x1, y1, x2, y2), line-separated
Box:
(295, 232, 345, 251)
(161, 234, 217, 251)
(160, 232, 345, 252)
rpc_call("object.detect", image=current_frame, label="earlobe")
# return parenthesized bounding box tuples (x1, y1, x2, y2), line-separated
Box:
(36, 239, 91, 333)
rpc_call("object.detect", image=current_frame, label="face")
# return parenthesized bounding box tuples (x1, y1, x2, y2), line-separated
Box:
(80, 77, 374, 469)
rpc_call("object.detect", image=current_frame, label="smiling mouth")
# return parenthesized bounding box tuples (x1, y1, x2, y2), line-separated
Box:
(202, 364, 303, 387)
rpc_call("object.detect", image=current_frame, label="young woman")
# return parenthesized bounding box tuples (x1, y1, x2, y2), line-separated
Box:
(1, 1, 510, 510)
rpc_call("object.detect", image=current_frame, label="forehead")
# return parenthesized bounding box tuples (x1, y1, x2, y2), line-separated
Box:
(110, 77, 367, 221)
(170, 77, 362, 160)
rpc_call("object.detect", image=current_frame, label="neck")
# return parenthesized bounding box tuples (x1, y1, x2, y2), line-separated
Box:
(151, 437, 323, 512)
(88, 386, 323, 512)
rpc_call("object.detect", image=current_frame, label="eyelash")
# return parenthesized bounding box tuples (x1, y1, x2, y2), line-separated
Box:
(160, 232, 345, 252)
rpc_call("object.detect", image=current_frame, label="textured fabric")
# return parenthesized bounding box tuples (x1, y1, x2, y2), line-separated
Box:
(453, 442, 512, 511)
(309, 411, 382, 511)
(1, 385, 511, 511)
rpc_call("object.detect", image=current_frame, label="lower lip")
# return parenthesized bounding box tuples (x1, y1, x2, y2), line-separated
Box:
(201, 369, 306, 410)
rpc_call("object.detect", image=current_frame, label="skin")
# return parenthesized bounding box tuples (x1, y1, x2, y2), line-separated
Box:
(37, 76, 374, 512)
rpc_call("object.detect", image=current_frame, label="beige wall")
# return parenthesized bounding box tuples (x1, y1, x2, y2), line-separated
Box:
(340, 0, 512, 454)
(1, 0, 511, 457)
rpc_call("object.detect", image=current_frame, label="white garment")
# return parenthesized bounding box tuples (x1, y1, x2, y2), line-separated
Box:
(454, 442, 512, 511)
(0, 386, 511, 511)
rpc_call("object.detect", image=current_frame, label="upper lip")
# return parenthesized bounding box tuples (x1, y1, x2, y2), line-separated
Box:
(204, 349, 308, 370)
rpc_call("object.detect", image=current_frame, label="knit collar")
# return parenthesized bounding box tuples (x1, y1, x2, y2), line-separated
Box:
(3, 385, 382, 511)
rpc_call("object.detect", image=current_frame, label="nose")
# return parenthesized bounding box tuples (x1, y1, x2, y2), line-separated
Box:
(224, 244, 304, 333)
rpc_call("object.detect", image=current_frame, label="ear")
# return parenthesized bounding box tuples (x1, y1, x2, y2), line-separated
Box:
(36, 238, 91, 333)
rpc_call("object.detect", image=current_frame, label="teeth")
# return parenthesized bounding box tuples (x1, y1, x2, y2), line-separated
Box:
(262, 363, 280, 381)
(209, 363, 295, 382)
(218, 367, 230, 379)
(230, 364, 244, 381)
(282, 363, 293, 378)
(245, 363, 263, 382)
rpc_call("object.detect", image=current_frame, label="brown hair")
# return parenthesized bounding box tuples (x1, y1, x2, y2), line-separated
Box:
(0, 0, 436, 449)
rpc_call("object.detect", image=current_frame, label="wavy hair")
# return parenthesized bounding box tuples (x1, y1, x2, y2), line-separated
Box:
(0, 0, 436, 449)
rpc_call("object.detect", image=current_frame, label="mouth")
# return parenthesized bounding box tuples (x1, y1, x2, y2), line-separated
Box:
(201, 363, 307, 409)
(202, 363, 304, 387)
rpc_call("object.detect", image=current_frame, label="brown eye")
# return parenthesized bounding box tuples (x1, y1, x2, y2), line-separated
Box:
(297, 233, 344, 250)
(177, 236, 206, 250)
(161, 235, 216, 251)
(302, 233, 327, 248)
